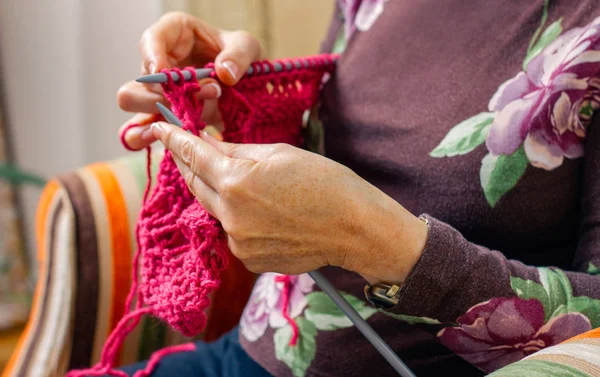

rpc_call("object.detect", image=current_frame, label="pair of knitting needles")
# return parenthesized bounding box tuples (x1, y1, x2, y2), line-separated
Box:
(141, 53, 413, 376)
(154, 102, 415, 377)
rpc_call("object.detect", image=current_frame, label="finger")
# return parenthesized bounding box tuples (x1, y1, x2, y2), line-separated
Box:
(214, 30, 264, 86)
(139, 12, 221, 73)
(119, 113, 158, 150)
(201, 99, 223, 127)
(172, 155, 220, 218)
(117, 81, 169, 113)
(199, 132, 280, 161)
(197, 78, 222, 100)
(151, 121, 228, 190)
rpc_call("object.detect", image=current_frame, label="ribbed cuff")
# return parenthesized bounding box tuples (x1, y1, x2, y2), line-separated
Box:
(384, 214, 470, 321)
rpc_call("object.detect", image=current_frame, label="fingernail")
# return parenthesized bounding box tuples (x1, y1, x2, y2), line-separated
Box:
(201, 130, 215, 140)
(151, 122, 163, 136)
(140, 126, 154, 141)
(203, 126, 224, 141)
(148, 62, 156, 74)
(198, 83, 222, 98)
(222, 61, 238, 81)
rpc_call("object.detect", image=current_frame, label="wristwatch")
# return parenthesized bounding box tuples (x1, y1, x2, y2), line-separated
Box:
(364, 283, 402, 309)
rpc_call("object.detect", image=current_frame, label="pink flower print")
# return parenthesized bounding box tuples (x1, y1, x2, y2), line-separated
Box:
(486, 17, 600, 170)
(438, 297, 591, 373)
(338, 0, 388, 40)
(240, 273, 314, 342)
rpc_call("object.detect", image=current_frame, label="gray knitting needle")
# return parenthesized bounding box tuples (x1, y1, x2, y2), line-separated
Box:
(308, 271, 415, 377)
(154, 103, 416, 377)
(156, 102, 182, 127)
(137, 57, 338, 84)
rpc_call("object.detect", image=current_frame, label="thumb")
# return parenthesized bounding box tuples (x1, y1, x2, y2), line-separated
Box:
(214, 30, 264, 86)
(199, 131, 278, 161)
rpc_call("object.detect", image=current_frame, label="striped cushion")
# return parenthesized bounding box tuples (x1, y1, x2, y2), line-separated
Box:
(487, 328, 600, 376)
(2, 150, 255, 377)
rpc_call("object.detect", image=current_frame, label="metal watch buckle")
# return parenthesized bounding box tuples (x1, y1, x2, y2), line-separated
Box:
(364, 283, 401, 309)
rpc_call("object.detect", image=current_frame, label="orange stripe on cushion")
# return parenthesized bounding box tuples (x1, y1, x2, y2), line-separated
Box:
(1, 181, 59, 377)
(87, 165, 132, 352)
(565, 328, 600, 343)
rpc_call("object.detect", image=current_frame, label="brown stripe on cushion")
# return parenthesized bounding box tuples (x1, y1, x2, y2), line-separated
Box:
(60, 173, 100, 369)
(17, 200, 62, 377)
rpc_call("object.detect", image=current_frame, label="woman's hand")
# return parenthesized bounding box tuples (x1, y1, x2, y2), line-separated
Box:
(117, 12, 264, 150)
(150, 121, 429, 285)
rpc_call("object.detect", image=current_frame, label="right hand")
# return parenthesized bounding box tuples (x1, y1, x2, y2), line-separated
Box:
(117, 11, 264, 150)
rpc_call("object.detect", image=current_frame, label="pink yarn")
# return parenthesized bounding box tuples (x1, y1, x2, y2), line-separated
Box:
(275, 275, 299, 346)
(66, 53, 338, 377)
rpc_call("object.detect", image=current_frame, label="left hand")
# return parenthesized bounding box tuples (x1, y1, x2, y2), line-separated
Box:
(151, 121, 429, 285)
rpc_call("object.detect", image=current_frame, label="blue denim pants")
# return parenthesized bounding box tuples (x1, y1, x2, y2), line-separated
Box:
(109, 327, 271, 377)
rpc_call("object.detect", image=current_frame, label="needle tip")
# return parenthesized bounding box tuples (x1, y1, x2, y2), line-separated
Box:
(136, 73, 166, 83)
(155, 102, 183, 128)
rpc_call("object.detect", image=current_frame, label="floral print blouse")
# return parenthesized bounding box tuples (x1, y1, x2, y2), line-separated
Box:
(238, 1, 600, 376)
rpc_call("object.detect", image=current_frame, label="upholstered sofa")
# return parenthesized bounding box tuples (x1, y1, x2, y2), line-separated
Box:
(2, 149, 255, 377)
(2, 150, 599, 377)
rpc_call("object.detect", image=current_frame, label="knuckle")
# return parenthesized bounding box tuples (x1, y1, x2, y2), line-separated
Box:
(221, 217, 247, 240)
(227, 238, 247, 259)
(183, 170, 197, 193)
(161, 126, 174, 148)
(274, 142, 291, 152)
(161, 11, 185, 21)
(179, 138, 196, 165)
(139, 12, 184, 50)
(138, 28, 154, 51)
(219, 176, 243, 198)
(156, 12, 187, 30)
(231, 30, 260, 52)
(116, 84, 134, 110)
(221, 217, 238, 237)
(233, 30, 254, 42)
(245, 263, 264, 274)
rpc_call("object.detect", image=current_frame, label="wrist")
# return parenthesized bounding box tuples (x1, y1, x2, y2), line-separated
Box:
(340, 194, 429, 286)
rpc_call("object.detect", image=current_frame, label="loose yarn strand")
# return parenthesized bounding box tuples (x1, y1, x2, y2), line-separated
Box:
(275, 275, 300, 346)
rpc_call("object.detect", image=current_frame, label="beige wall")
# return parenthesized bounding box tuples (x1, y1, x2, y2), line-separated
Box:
(0, 0, 159, 262)
(267, 1, 335, 58)
(159, 0, 335, 58)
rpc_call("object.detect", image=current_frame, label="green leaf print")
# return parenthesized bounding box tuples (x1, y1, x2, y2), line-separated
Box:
(331, 27, 347, 54)
(480, 146, 528, 207)
(274, 317, 317, 377)
(539, 268, 572, 318)
(304, 291, 377, 331)
(559, 296, 600, 328)
(430, 112, 494, 157)
(588, 262, 600, 275)
(510, 268, 600, 328)
(523, 19, 563, 70)
(511, 276, 552, 321)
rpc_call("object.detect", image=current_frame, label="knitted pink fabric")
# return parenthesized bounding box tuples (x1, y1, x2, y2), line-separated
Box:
(66, 54, 337, 377)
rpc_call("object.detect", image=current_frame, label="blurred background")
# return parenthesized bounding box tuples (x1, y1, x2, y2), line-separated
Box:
(0, 0, 333, 369)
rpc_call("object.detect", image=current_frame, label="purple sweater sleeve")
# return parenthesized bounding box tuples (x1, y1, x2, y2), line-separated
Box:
(388, 120, 600, 372)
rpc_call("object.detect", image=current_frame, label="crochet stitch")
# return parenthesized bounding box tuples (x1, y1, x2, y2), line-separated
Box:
(66, 53, 338, 377)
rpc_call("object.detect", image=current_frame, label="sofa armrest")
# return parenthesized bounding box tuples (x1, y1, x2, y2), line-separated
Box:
(487, 327, 600, 376)
(3, 150, 255, 377)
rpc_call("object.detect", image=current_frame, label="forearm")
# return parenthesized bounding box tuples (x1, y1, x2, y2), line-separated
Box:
(378, 215, 600, 373)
